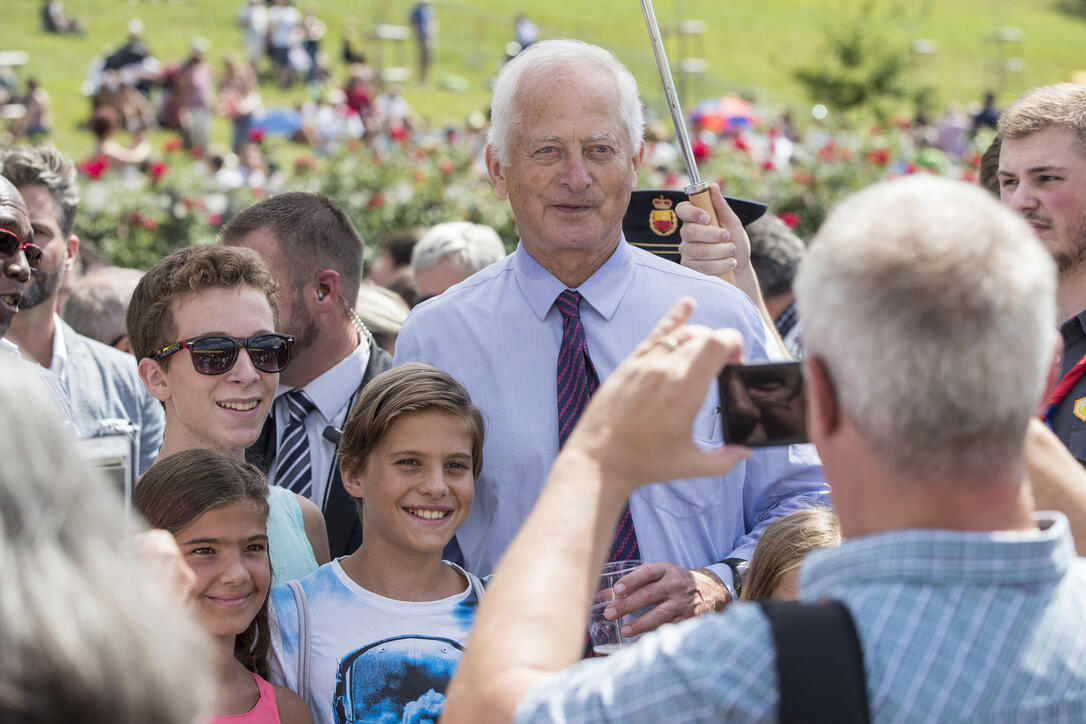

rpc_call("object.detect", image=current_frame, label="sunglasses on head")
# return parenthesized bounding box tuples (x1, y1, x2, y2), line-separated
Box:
(0, 228, 42, 270)
(152, 333, 295, 375)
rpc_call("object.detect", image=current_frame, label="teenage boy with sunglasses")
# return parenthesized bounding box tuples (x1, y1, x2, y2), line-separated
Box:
(2, 146, 164, 472)
(129, 244, 331, 583)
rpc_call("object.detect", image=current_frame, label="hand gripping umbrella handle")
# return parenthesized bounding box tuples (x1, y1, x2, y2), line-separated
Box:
(685, 180, 734, 284)
(641, 0, 735, 285)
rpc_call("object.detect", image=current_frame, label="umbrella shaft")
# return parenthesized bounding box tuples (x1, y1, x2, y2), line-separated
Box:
(639, 0, 701, 187)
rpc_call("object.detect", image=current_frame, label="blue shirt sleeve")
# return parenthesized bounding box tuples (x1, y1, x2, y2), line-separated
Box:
(513, 603, 780, 723)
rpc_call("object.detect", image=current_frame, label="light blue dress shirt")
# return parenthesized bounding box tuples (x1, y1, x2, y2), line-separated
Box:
(515, 513, 1086, 723)
(395, 239, 828, 582)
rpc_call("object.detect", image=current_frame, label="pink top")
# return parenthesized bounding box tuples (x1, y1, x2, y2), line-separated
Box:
(209, 672, 282, 724)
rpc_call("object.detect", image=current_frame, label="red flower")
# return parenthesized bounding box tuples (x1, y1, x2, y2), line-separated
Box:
(966, 152, 982, 169)
(865, 148, 890, 166)
(80, 155, 110, 180)
(132, 212, 157, 231)
(149, 161, 168, 184)
(768, 127, 780, 139)
(905, 161, 919, 175)
(163, 137, 183, 153)
(779, 212, 800, 229)
(440, 161, 454, 176)
(207, 213, 222, 226)
(761, 160, 775, 172)
(189, 147, 204, 160)
(367, 192, 386, 209)
(692, 140, 711, 162)
(248, 128, 266, 143)
(817, 141, 836, 163)
(389, 125, 408, 142)
(293, 155, 316, 174)
(732, 134, 749, 152)
(961, 169, 977, 183)
(792, 170, 813, 186)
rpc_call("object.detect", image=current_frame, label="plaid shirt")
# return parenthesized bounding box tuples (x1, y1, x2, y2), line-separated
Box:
(516, 513, 1086, 723)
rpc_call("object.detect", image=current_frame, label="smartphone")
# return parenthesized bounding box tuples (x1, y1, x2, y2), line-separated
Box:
(719, 361, 808, 447)
(77, 420, 139, 532)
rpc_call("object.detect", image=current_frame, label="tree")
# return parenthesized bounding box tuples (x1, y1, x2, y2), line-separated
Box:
(794, 2, 914, 120)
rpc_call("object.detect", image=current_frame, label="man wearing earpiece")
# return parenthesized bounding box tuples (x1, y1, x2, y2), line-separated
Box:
(222, 192, 392, 558)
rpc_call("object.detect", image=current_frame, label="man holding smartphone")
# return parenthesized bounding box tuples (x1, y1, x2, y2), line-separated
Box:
(395, 39, 827, 631)
(444, 175, 1086, 724)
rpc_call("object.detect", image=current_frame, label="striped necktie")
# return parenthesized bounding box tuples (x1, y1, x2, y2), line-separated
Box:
(555, 289, 639, 562)
(275, 389, 316, 499)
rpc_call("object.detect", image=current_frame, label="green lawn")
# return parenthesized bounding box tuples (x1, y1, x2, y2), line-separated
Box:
(7, 0, 1086, 158)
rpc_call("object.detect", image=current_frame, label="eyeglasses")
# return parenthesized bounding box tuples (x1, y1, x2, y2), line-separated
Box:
(152, 333, 295, 375)
(0, 228, 42, 270)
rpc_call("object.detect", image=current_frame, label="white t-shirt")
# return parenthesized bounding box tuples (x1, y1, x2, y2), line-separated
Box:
(267, 5, 300, 49)
(268, 559, 483, 724)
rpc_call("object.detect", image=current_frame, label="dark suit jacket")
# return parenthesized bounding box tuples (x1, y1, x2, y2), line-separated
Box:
(247, 338, 392, 558)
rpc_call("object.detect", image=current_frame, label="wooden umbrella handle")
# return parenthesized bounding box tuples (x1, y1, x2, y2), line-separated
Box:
(687, 185, 735, 285)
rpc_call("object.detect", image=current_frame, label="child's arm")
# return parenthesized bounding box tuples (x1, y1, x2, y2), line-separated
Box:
(273, 685, 313, 724)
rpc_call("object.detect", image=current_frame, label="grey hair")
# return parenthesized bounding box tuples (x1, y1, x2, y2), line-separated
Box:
(0, 145, 80, 237)
(410, 222, 507, 276)
(61, 266, 144, 347)
(355, 281, 409, 339)
(748, 213, 806, 297)
(0, 358, 213, 724)
(795, 175, 1057, 479)
(487, 39, 645, 166)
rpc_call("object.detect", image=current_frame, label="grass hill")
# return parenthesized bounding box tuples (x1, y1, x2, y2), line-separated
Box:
(6, 0, 1086, 157)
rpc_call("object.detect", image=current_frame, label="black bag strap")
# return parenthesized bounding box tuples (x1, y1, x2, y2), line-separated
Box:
(758, 599, 871, 724)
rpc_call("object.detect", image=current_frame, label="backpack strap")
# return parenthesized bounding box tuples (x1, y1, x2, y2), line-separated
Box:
(286, 579, 314, 715)
(758, 599, 871, 724)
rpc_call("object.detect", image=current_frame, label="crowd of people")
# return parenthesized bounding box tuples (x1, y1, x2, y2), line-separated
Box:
(3, 35, 1086, 724)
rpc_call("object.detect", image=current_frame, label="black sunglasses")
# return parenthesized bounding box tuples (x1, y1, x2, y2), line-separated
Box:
(152, 333, 295, 375)
(0, 228, 42, 270)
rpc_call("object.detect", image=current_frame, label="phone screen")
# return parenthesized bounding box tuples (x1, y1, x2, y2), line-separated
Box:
(719, 361, 808, 447)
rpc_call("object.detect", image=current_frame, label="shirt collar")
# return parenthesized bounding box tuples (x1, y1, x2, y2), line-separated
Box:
(275, 341, 368, 421)
(511, 237, 636, 321)
(799, 512, 1075, 598)
(0, 337, 20, 357)
(50, 314, 69, 379)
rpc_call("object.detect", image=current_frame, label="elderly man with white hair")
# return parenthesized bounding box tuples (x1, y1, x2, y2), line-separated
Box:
(395, 38, 827, 631)
(410, 221, 506, 301)
(443, 174, 1086, 723)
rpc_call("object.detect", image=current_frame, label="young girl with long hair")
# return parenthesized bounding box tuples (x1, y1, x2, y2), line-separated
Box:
(137, 449, 313, 724)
